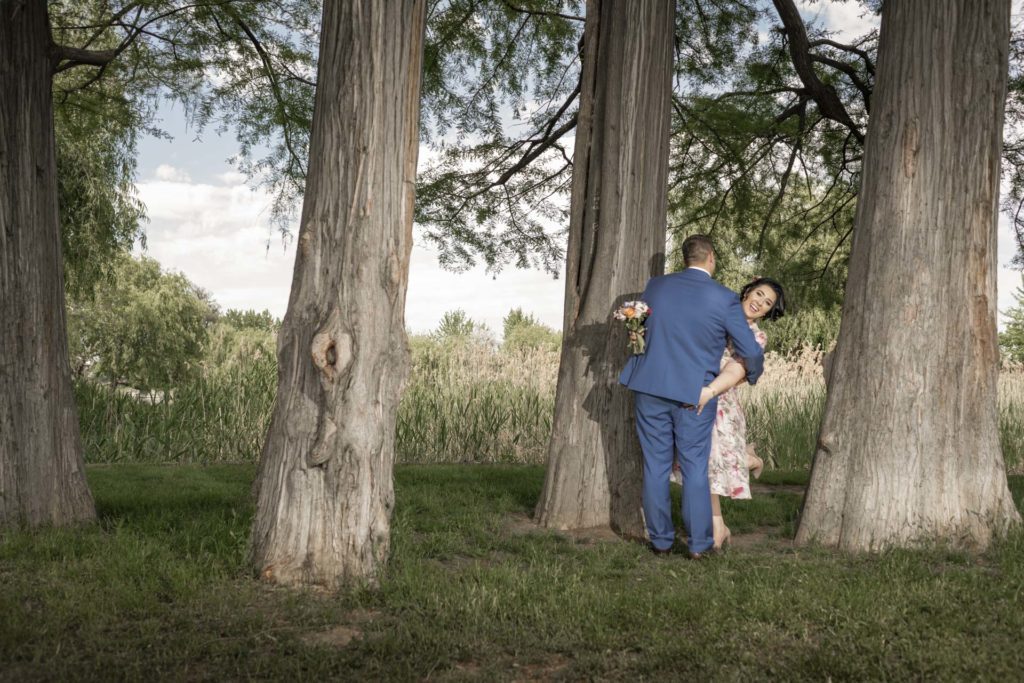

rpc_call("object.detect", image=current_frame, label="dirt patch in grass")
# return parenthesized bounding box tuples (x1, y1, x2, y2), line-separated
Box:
(513, 653, 572, 680)
(503, 511, 543, 536)
(728, 526, 794, 551)
(345, 608, 382, 623)
(502, 510, 800, 556)
(430, 551, 519, 571)
(443, 653, 572, 681)
(297, 609, 382, 649)
(450, 659, 483, 677)
(301, 624, 363, 649)
(503, 512, 623, 545)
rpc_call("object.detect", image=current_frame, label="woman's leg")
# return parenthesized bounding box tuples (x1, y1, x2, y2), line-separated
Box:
(711, 494, 730, 549)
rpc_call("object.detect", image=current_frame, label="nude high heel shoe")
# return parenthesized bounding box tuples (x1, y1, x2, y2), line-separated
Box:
(746, 443, 764, 480)
(712, 515, 731, 550)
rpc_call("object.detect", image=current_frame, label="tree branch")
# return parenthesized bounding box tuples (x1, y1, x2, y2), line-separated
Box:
(772, 0, 865, 144)
(809, 37, 876, 75)
(501, 1, 584, 22)
(220, 7, 308, 181)
(53, 46, 118, 71)
(811, 52, 871, 113)
(819, 221, 854, 278)
(473, 112, 578, 199)
(467, 16, 531, 106)
(757, 102, 806, 255)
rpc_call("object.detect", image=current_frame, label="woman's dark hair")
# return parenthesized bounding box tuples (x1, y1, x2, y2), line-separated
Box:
(739, 277, 786, 322)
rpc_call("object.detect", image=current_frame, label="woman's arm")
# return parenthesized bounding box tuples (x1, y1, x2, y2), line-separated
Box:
(696, 360, 747, 414)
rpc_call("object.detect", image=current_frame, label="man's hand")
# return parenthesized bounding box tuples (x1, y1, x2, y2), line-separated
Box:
(696, 386, 715, 414)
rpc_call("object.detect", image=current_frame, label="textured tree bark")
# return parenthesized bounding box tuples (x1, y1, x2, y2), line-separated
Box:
(534, 0, 675, 536)
(249, 0, 425, 589)
(796, 0, 1020, 551)
(0, 0, 95, 527)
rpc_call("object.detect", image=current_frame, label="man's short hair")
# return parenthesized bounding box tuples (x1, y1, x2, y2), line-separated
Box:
(682, 234, 715, 266)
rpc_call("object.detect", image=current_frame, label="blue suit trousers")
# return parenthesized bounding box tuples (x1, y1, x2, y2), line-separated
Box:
(633, 390, 717, 553)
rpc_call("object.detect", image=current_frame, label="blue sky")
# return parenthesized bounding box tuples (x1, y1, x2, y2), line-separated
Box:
(132, 1, 1024, 336)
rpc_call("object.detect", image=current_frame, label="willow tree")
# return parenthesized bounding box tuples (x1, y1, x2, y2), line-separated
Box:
(0, 0, 316, 528)
(249, 0, 427, 589)
(533, 0, 675, 535)
(796, 0, 1020, 551)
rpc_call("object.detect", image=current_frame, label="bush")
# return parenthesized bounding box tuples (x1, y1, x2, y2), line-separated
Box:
(1000, 278, 1024, 363)
(501, 307, 561, 353)
(67, 254, 216, 389)
(762, 306, 841, 354)
(202, 320, 277, 376)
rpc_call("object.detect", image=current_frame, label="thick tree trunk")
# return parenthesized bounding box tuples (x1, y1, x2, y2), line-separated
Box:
(0, 1, 95, 527)
(796, 0, 1020, 551)
(249, 0, 425, 589)
(534, 0, 675, 536)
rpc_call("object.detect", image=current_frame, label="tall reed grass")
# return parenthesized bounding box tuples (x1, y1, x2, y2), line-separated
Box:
(999, 369, 1024, 473)
(396, 336, 556, 463)
(75, 336, 1024, 472)
(76, 361, 276, 463)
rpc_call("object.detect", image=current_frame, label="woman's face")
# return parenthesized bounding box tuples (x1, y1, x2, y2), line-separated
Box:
(742, 284, 777, 321)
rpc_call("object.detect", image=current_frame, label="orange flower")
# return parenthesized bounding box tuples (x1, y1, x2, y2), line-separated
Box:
(623, 307, 636, 319)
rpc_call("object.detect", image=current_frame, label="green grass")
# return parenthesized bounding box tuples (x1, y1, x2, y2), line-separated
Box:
(3, 465, 1024, 680)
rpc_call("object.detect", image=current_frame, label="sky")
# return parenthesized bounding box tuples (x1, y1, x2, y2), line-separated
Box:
(132, 1, 1023, 337)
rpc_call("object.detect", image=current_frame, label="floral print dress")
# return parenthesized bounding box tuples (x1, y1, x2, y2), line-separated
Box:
(707, 323, 768, 499)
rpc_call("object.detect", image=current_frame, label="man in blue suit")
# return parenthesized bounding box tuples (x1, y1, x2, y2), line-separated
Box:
(619, 235, 764, 558)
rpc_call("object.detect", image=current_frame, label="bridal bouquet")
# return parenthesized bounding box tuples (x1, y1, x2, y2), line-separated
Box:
(613, 300, 651, 355)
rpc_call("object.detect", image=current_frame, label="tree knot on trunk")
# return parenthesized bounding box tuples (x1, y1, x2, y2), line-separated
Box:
(902, 118, 920, 178)
(299, 231, 314, 260)
(308, 307, 354, 467)
(385, 251, 404, 301)
(310, 307, 353, 384)
(308, 415, 340, 467)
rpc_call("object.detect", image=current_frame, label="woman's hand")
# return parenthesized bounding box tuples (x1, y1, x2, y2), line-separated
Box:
(696, 386, 716, 414)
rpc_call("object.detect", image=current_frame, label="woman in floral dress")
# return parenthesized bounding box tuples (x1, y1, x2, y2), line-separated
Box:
(671, 277, 786, 549)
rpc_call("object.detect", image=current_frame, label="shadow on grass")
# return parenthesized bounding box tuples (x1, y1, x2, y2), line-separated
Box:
(88, 464, 256, 524)
(2, 465, 1023, 681)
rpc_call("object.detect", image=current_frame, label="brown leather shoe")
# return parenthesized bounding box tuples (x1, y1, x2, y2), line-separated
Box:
(649, 544, 673, 557)
(688, 549, 717, 560)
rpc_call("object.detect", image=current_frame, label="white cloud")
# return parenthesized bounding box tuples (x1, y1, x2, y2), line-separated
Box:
(135, 169, 566, 332)
(154, 164, 193, 183)
(797, 0, 879, 40)
(405, 241, 564, 335)
(138, 157, 1022, 332)
(136, 174, 294, 316)
(216, 170, 249, 185)
(998, 215, 1021, 326)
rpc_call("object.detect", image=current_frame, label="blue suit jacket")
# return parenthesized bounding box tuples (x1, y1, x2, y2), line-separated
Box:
(619, 269, 765, 405)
